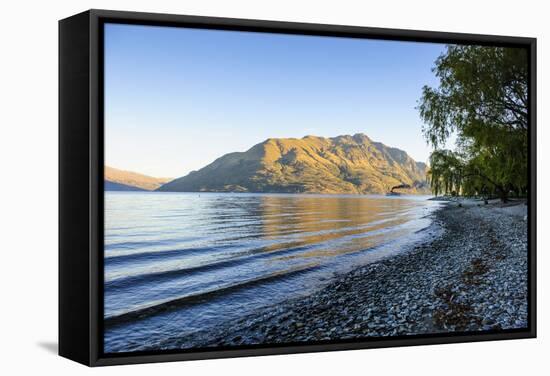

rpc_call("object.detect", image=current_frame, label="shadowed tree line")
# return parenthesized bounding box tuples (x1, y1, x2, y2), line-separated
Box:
(418, 45, 528, 202)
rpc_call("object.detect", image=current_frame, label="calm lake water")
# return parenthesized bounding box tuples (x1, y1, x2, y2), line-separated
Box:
(104, 192, 440, 352)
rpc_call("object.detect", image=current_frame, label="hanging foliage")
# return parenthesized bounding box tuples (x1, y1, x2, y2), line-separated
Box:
(418, 45, 528, 201)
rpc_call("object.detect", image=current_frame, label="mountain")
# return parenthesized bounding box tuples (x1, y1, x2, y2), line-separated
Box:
(105, 180, 146, 191)
(105, 166, 172, 191)
(158, 134, 429, 194)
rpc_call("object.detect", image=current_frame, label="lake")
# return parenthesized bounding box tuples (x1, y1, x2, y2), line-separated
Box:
(104, 192, 440, 352)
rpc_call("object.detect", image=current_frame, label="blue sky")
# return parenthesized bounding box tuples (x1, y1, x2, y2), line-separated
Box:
(104, 23, 447, 178)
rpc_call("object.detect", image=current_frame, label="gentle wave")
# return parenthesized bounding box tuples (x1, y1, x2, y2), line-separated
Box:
(104, 216, 407, 282)
(105, 264, 319, 328)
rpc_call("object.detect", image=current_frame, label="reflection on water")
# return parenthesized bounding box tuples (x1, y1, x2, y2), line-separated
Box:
(104, 192, 439, 352)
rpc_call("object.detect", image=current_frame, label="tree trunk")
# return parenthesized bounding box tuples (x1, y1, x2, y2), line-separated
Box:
(497, 186, 508, 203)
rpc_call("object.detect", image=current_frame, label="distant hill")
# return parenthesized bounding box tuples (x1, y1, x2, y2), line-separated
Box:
(105, 166, 172, 191)
(158, 134, 429, 194)
(105, 180, 146, 191)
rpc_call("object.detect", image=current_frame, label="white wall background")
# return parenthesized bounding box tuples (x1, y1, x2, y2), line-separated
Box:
(1, 0, 547, 374)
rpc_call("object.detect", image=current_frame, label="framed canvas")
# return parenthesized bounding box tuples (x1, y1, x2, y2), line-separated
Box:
(59, 9, 537, 366)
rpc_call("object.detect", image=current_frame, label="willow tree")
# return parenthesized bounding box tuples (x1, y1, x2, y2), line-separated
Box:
(418, 45, 528, 201)
(428, 149, 464, 196)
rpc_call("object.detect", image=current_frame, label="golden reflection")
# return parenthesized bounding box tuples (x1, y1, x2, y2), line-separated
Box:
(257, 195, 417, 261)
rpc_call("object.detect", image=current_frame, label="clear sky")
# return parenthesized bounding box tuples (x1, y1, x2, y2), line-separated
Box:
(104, 23, 447, 178)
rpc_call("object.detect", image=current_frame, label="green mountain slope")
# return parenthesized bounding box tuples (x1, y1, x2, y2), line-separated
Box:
(157, 134, 429, 194)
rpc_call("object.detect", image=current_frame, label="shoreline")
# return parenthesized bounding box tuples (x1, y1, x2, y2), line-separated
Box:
(148, 200, 528, 351)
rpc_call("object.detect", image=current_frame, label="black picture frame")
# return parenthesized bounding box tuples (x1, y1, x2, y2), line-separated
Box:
(59, 9, 537, 367)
